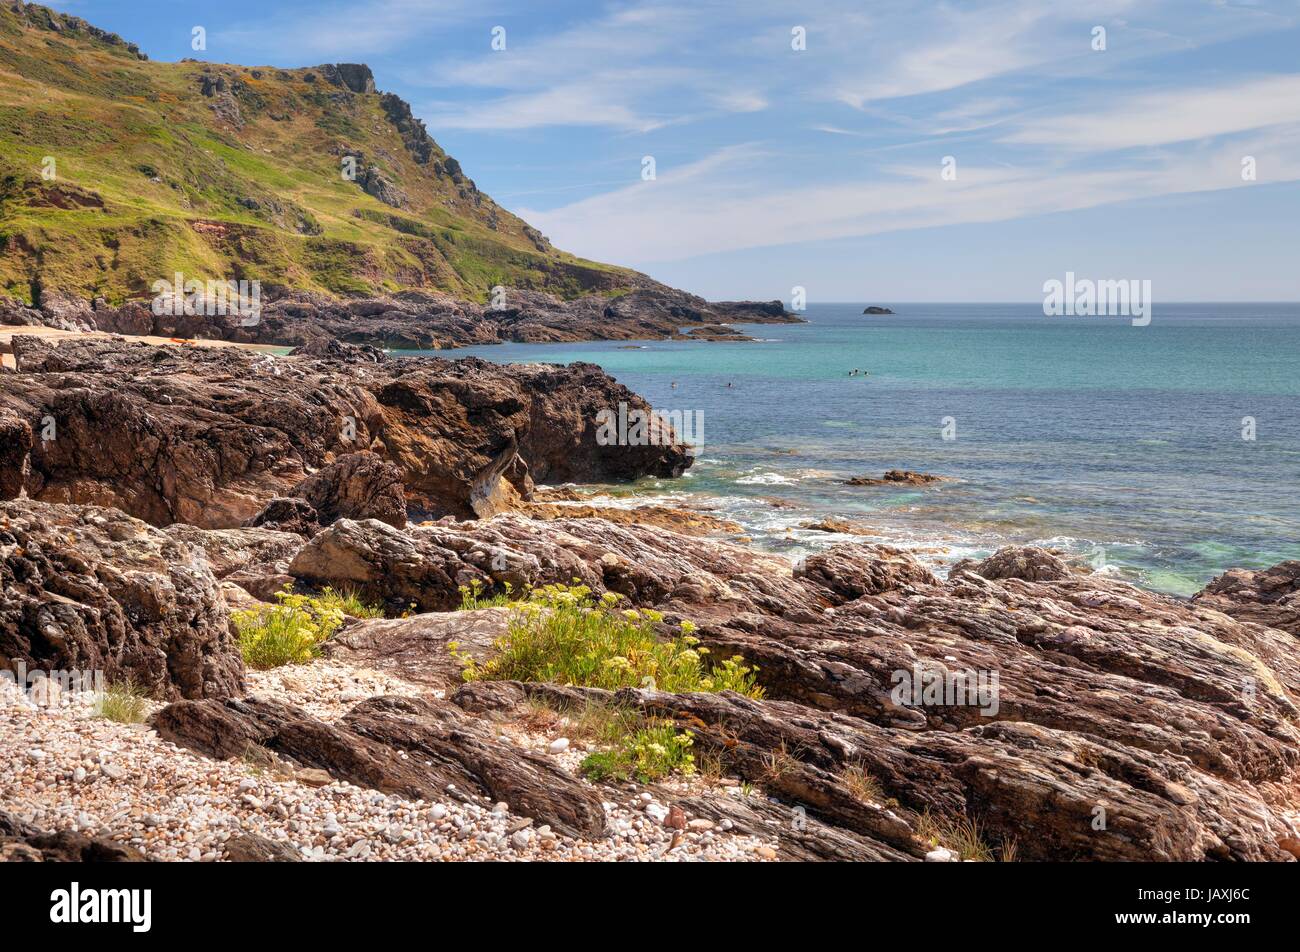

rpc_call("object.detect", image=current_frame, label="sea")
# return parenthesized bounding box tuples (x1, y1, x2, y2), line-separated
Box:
(405, 303, 1300, 596)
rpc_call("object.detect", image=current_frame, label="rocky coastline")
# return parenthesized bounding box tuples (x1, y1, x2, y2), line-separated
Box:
(1, 287, 801, 352)
(3, 335, 1300, 863)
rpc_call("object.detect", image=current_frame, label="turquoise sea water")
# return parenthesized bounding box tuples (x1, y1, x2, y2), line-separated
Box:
(418, 303, 1300, 595)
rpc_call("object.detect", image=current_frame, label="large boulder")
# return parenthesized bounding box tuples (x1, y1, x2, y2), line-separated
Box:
(0, 500, 243, 699)
(289, 451, 407, 528)
(287, 518, 489, 614)
(1194, 561, 1300, 636)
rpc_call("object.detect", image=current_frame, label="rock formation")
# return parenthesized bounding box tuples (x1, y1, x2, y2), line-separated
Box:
(0, 336, 691, 527)
(0, 500, 243, 699)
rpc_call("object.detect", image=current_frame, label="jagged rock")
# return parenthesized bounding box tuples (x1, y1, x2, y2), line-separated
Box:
(952, 545, 1073, 582)
(291, 451, 407, 529)
(0, 500, 243, 699)
(0, 810, 145, 862)
(243, 497, 320, 536)
(1194, 561, 1300, 636)
(0, 407, 30, 498)
(409, 518, 1300, 861)
(151, 694, 607, 838)
(288, 518, 487, 613)
(0, 337, 686, 526)
(321, 63, 376, 94)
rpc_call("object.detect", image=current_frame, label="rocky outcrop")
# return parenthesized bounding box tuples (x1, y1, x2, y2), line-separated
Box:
(151, 694, 608, 839)
(0, 336, 689, 526)
(47, 286, 801, 351)
(0, 407, 30, 498)
(0, 500, 243, 699)
(288, 518, 502, 613)
(952, 545, 1074, 582)
(845, 470, 945, 487)
(321, 608, 512, 687)
(243, 497, 320, 537)
(1194, 561, 1300, 636)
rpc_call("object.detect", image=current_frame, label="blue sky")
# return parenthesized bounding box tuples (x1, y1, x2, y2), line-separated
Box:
(50, 0, 1300, 301)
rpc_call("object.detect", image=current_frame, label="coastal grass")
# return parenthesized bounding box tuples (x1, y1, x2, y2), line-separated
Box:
(313, 586, 384, 619)
(580, 722, 695, 784)
(914, 811, 1017, 862)
(839, 764, 884, 804)
(233, 588, 349, 669)
(455, 582, 763, 785)
(93, 679, 149, 724)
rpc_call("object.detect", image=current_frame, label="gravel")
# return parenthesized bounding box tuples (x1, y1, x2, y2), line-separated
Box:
(0, 660, 780, 863)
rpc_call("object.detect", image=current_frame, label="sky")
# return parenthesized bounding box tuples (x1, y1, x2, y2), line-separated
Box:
(46, 0, 1300, 302)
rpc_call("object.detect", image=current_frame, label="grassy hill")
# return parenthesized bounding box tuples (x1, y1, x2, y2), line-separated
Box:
(0, 2, 652, 308)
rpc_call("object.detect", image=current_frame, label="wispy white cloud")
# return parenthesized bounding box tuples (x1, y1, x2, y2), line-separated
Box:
(1003, 74, 1300, 150)
(520, 122, 1300, 263)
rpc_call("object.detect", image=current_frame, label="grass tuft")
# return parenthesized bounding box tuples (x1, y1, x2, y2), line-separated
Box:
(94, 679, 149, 724)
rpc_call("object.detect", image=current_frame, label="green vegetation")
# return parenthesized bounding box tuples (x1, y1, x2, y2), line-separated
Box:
(233, 588, 353, 669)
(580, 723, 695, 784)
(455, 582, 762, 696)
(839, 764, 884, 804)
(312, 585, 384, 619)
(93, 678, 149, 724)
(0, 4, 647, 305)
(453, 582, 763, 785)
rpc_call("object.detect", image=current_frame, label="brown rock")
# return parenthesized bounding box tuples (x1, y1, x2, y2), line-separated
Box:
(1194, 560, 1300, 636)
(0, 500, 243, 699)
(290, 451, 407, 529)
(846, 470, 946, 487)
(152, 694, 607, 838)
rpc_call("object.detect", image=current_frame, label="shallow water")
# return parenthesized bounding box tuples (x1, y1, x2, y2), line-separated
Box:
(406, 303, 1300, 595)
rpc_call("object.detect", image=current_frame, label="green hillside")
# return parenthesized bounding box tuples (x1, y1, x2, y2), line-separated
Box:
(0, 2, 650, 307)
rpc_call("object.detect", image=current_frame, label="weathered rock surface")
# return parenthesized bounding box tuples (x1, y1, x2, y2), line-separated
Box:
(151, 694, 607, 838)
(288, 450, 407, 529)
(0, 336, 690, 526)
(0, 500, 243, 699)
(0, 809, 146, 862)
(0, 406, 30, 499)
(1194, 560, 1300, 636)
(321, 608, 511, 687)
(342, 517, 1300, 861)
(287, 518, 488, 613)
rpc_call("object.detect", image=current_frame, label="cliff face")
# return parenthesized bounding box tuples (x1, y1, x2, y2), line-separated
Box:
(0, 1, 798, 345)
